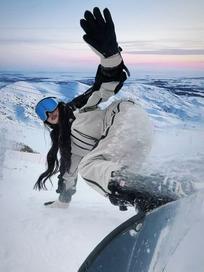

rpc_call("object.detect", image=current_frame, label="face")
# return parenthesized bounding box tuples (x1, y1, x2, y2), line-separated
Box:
(47, 108, 59, 124)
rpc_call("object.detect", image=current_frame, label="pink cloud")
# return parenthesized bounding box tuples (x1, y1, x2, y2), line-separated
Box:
(123, 53, 204, 69)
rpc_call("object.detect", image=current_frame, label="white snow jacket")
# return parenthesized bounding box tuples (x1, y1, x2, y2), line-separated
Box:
(62, 53, 153, 201)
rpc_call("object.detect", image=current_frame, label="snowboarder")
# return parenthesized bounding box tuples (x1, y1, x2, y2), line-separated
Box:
(34, 7, 193, 212)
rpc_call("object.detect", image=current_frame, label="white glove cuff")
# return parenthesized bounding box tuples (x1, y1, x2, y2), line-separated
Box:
(87, 43, 122, 68)
(101, 53, 122, 68)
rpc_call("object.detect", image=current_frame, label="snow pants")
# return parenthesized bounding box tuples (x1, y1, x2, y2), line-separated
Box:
(78, 100, 153, 196)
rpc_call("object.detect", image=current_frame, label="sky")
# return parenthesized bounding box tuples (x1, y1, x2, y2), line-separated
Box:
(0, 0, 204, 76)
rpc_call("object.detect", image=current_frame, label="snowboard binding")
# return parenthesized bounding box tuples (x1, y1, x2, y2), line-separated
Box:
(108, 182, 172, 213)
(107, 170, 184, 213)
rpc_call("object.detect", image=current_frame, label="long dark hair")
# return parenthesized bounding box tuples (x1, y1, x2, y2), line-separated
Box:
(34, 102, 75, 190)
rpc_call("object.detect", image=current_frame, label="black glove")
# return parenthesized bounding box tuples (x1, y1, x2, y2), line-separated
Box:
(44, 201, 55, 206)
(80, 7, 119, 58)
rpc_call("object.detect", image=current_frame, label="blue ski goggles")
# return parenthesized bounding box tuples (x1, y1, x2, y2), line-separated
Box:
(35, 97, 59, 121)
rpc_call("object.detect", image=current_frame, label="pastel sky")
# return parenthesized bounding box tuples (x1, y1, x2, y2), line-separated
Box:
(0, 0, 204, 75)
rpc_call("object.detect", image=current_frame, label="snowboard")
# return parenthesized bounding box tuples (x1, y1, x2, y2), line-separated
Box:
(78, 191, 204, 272)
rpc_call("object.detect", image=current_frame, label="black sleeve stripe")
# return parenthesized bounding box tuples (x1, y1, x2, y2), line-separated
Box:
(73, 141, 93, 151)
(101, 101, 121, 140)
(71, 133, 95, 147)
(73, 128, 98, 142)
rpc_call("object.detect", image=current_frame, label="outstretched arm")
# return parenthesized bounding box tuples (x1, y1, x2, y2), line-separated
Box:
(44, 153, 81, 208)
(70, 7, 129, 111)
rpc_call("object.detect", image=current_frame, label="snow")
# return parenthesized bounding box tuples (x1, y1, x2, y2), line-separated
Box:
(0, 151, 135, 272)
(148, 192, 204, 272)
(0, 73, 204, 271)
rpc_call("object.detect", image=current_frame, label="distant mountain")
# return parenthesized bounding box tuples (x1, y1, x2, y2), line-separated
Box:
(0, 77, 88, 126)
(122, 77, 204, 128)
(0, 73, 204, 130)
(137, 77, 204, 97)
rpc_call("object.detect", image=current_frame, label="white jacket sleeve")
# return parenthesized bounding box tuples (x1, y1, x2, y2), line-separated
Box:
(58, 153, 82, 203)
(80, 53, 128, 112)
(63, 153, 82, 190)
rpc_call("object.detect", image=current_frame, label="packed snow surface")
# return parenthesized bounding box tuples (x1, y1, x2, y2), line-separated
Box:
(0, 72, 204, 271)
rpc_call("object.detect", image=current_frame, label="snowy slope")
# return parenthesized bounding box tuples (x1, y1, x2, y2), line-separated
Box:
(0, 78, 88, 125)
(0, 150, 135, 272)
(122, 78, 204, 128)
(1, 73, 204, 129)
(1, 129, 204, 272)
(0, 72, 204, 271)
(0, 73, 89, 153)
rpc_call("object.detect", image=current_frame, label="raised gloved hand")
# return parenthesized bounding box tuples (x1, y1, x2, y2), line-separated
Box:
(80, 7, 119, 58)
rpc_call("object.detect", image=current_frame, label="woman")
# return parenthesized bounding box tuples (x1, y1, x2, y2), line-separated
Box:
(34, 8, 190, 211)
